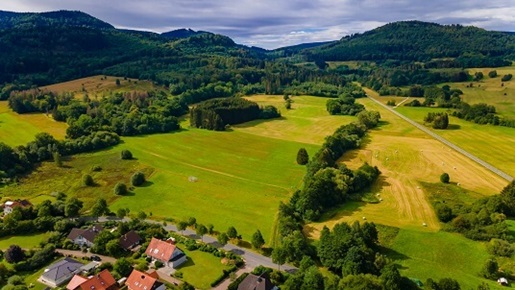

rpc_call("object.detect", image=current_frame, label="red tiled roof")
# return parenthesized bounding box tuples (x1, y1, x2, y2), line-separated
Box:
(126, 270, 158, 290)
(67, 275, 88, 290)
(78, 269, 117, 290)
(144, 238, 176, 262)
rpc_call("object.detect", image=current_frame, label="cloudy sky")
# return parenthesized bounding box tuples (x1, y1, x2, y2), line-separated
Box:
(1, 0, 514, 49)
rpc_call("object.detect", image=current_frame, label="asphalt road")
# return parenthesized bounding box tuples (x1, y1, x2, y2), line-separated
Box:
(366, 95, 514, 182)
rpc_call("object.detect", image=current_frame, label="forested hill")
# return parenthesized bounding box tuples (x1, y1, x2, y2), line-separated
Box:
(161, 28, 209, 39)
(304, 21, 515, 63)
(0, 10, 114, 29)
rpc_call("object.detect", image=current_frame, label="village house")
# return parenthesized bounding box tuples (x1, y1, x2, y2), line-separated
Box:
(144, 237, 187, 268)
(67, 224, 104, 248)
(119, 230, 141, 251)
(66, 269, 118, 290)
(126, 270, 165, 290)
(2, 199, 32, 215)
(238, 273, 277, 290)
(38, 257, 83, 288)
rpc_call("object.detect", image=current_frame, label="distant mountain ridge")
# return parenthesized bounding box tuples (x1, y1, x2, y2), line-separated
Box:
(161, 28, 210, 39)
(0, 10, 113, 30)
(304, 20, 515, 62)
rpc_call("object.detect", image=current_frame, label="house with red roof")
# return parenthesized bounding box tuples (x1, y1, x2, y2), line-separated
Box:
(126, 270, 164, 290)
(2, 199, 32, 215)
(66, 269, 118, 290)
(144, 238, 187, 268)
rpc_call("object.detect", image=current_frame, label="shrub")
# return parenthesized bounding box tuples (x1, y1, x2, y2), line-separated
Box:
(113, 183, 128, 195)
(386, 100, 396, 106)
(91, 165, 102, 172)
(154, 260, 164, 268)
(82, 174, 94, 186)
(488, 70, 497, 78)
(296, 148, 309, 165)
(440, 173, 450, 184)
(121, 150, 133, 160)
(131, 172, 145, 186)
(486, 239, 514, 257)
(501, 74, 513, 82)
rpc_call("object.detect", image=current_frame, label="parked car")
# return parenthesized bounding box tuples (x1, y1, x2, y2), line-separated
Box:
(90, 255, 102, 261)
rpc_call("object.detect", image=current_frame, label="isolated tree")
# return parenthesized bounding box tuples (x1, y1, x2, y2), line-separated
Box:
(64, 197, 83, 217)
(251, 229, 265, 249)
(91, 198, 109, 217)
(207, 224, 214, 234)
(114, 258, 132, 277)
(82, 174, 94, 186)
(196, 224, 207, 242)
(4, 245, 24, 264)
(488, 70, 497, 78)
(114, 182, 128, 195)
(217, 233, 229, 246)
(296, 148, 309, 165)
(131, 172, 145, 186)
(121, 150, 133, 160)
(272, 246, 287, 270)
(474, 72, 484, 81)
(187, 217, 197, 227)
(177, 221, 188, 234)
(481, 258, 498, 279)
(227, 226, 238, 239)
(53, 152, 62, 167)
(285, 99, 292, 110)
(137, 211, 147, 220)
(440, 173, 450, 184)
(115, 79, 121, 86)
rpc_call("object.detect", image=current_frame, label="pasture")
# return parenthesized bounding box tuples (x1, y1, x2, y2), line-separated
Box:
(40, 75, 164, 99)
(0, 101, 67, 146)
(306, 96, 507, 238)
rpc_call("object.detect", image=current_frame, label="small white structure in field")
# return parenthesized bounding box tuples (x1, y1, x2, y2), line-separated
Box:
(188, 176, 198, 182)
(362, 217, 366, 220)
(395, 150, 398, 153)
(386, 157, 389, 161)
(453, 167, 457, 170)
(497, 277, 508, 286)
(422, 223, 427, 227)
(379, 198, 383, 201)
(376, 193, 380, 197)
(457, 183, 461, 186)
(416, 186, 420, 189)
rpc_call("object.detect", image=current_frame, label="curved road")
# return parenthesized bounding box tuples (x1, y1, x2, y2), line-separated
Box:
(366, 94, 514, 182)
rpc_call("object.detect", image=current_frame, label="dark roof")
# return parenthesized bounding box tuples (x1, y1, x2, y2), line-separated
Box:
(67, 225, 103, 243)
(238, 274, 274, 290)
(41, 257, 83, 282)
(119, 230, 141, 250)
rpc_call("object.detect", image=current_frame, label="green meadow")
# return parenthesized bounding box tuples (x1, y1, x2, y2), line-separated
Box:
(176, 247, 232, 289)
(0, 232, 53, 250)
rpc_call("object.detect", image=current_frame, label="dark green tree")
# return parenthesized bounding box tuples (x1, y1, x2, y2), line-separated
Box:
(296, 148, 309, 165)
(217, 233, 229, 246)
(196, 224, 207, 242)
(272, 246, 287, 270)
(114, 182, 128, 195)
(481, 258, 498, 279)
(380, 264, 402, 290)
(227, 226, 238, 239)
(64, 197, 83, 217)
(91, 198, 109, 217)
(82, 174, 94, 186)
(131, 172, 145, 186)
(4, 245, 24, 264)
(177, 221, 188, 234)
(114, 258, 132, 277)
(121, 150, 133, 160)
(440, 173, 450, 184)
(251, 229, 265, 249)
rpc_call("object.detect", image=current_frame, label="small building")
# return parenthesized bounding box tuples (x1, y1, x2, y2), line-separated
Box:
(79, 261, 100, 275)
(126, 269, 165, 290)
(119, 230, 141, 251)
(498, 277, 509, 286)
(67, 224, 103, 248)
(2, 199, 32, 215)
(38, 257, 83, 288)
(238, 274, 277, 290)
(66, 269, 118, 290)
(144, 238, 187, 268)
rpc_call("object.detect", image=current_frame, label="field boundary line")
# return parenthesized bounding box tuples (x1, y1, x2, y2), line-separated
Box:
(365, 92, 514, 182)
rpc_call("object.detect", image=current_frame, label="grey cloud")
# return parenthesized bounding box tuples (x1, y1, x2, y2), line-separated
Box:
(0, 0, 513, 48)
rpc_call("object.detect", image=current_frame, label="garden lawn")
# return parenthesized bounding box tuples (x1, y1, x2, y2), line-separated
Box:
(0, 232, 53, 250)
(175, 248, 231, 290)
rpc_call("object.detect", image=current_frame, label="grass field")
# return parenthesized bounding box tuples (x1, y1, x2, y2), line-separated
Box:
(40, 75, 165, 99)
(0, 101, 67, 146)
(306, 95, 507, 237)
(0, 232, 52, 250)
(176, 247, 232, 290)
(389, 229, 506, 290)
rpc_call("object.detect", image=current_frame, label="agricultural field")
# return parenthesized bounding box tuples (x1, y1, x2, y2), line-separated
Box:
(0, 232, 53, 250)
(239, 95, 355, 144)
(0, 101, 67, 146)
(306, 96, 507, 237)
(40, 75, 165, 99)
